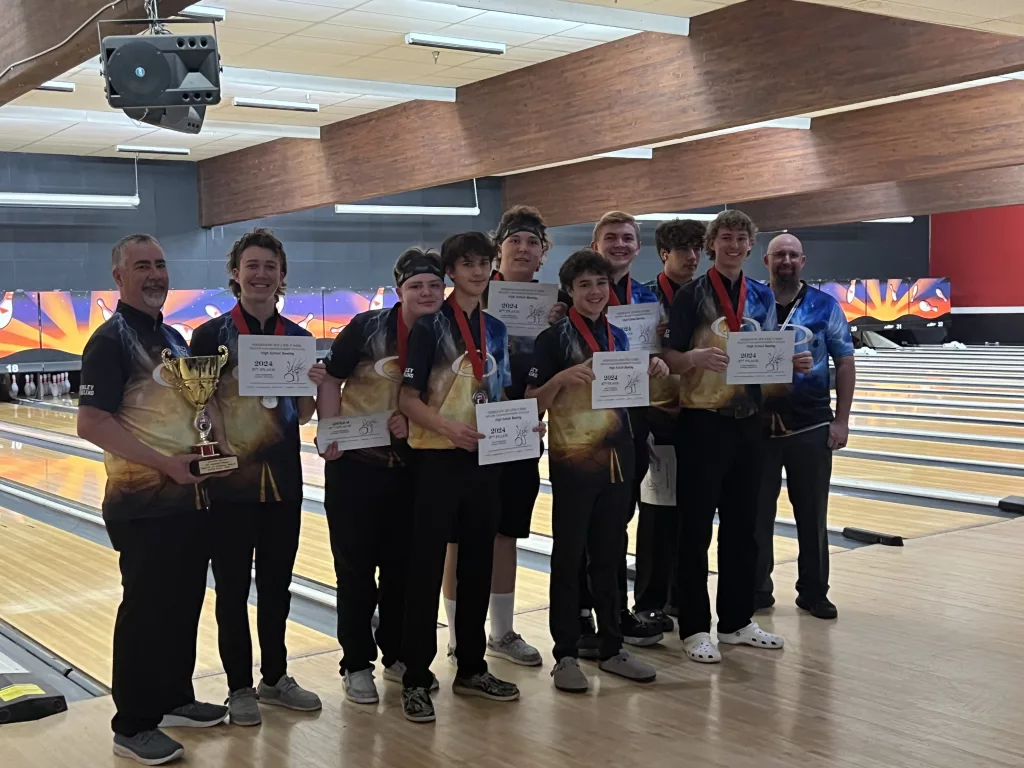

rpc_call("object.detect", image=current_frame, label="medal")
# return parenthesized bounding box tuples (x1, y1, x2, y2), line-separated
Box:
(447, 295, 487, 381)
(472, 390, 489, 405)
(262, 396, 278, 409)
(569, 307, 614, 352)
(707, 267, 747, 333)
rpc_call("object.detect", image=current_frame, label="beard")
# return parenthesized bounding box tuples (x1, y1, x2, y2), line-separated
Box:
(141, 284, 168, 309)
(772, 273, 800, 293)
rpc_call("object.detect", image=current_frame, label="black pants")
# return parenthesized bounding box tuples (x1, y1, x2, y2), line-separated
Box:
(211, 499, 301, 692)
(325, 455, 413, 674)
(633, 499, 679, 612)
(107, 510, 210, 737)
(674, 410, 763, 638)
(550, 453, 633, 661)
(755, 425, 833, 601)
(401, 450, 501, 689)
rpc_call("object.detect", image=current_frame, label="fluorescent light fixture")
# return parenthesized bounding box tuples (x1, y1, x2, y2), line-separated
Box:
(233, 97, 320, 113)
(179, 4, 226, 21)
(601, 148, 653, 160)
(0, 193, 140, 209)
(222, 67, 456, 103)
(405, 33, 506, 56)
(418, 0, 689, 35)
(337, 181, 479, 217)
(863, 217, 915, 224)
(634, 213, 718, 222)
(37, 80, 76, 93)
(116, 145, 191, 156)
(647, 117, 811, 150)
(497, 147, 653, 176)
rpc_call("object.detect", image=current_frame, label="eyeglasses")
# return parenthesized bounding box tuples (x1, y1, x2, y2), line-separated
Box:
(767, 250, 804, 259)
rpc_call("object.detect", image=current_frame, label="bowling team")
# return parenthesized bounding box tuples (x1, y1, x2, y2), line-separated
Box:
(76, 207, 856, 765)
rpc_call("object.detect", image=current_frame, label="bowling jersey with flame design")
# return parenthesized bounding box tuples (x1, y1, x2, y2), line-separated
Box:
(762, 283, 854, 435)
(79, 301, 200, 522)
(323, 305, 408, 466)
(402, 301, 511, 451)
(667, 269, 778, 412)
(190, 306, 311, 504)
(525, 315, 633, 481)
(645, 274, 682, 442)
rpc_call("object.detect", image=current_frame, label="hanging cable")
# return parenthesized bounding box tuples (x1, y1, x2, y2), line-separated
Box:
(144, 0, 170, 35)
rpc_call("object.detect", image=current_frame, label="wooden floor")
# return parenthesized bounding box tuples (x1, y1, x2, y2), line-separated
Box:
(5, 519, 1024, 767)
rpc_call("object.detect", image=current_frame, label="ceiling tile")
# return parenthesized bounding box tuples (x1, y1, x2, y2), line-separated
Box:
(502, 44, 563, 63)
(880, 0, 1024, 18)
(19, 142, 120, 155)
(557, 24, 640, 41)
(217, 41, 262, 59)
(521, 35, 599, 53)
(996, 12, 1024, 25)
(293, 23, 405, 45)
(439, 24, 546, 46)
(216, 0, 358, 22)
(356, 0, 487, 24)
(369, 44, 483, 67)
(220, 11, 317, 34)
(635, 0, 726, 13)
(266, 34, 389, 56)
(974, 18, 1024, 34)
(326, 57, 456, 81)
(450, 55, 527, 72)
(326, 10, 452, 33)
(211, 25, 289, 46)
(261, 87, 365, 105)
(458, 10, 582, 35)
(227, 49, 362, 76)
(847, 0, 989, 26)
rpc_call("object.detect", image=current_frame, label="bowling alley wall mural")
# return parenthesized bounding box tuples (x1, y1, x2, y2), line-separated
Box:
(0, 280, 946, 358)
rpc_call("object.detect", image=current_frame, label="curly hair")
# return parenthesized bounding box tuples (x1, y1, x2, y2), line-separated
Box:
(227, 228, 287, 298)
(654, 219, 706, 258)
(704, 210, 757, 261)
(558, 248, 612, 291)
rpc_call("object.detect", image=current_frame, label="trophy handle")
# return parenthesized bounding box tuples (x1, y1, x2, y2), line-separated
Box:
(216, 345, 229, 373)
(160, 349, 179, 384)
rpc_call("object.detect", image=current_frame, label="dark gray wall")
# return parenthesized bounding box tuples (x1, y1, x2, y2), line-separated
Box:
(540, 214, 931, 286)
(1, 151, 928, 292)
(0, 151, 501, 292)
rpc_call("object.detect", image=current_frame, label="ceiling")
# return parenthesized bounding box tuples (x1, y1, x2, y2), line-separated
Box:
(1, 0, 1023, 160)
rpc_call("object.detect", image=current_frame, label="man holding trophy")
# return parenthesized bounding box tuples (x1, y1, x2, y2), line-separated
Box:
(78, 234, 232, 766)
(191, 229, 325, 727)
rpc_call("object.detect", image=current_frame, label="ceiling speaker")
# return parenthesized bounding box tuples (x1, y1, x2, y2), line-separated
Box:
(102, 33, 221, 110)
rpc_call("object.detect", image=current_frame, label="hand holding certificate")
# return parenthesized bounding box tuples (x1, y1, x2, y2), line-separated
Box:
(317, 412, 392, 452)
(725, 330, 796, 385)
(591, 351, 650, 409)
(476, 399, 541, 466)
(486, 282, 559, 338)
(237, 336, 317, 396)
(606, 304, 661, 353)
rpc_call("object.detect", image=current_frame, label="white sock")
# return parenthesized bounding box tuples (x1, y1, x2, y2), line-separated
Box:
(444, 597, 457, 650)
(580, 608, 592, 618)
(488, 592, 515, 640)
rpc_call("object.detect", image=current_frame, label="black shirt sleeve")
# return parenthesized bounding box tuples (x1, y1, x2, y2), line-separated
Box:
(189, 319, 218, 357)
(402, 315, 437, 394)
(525, 328, 561, 388)
(667, 286, 697, 352)
(79, 332, 128, 414)
(324, 313, 368, 381)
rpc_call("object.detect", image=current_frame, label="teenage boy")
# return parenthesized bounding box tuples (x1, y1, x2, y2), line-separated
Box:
(526, 248, 669, 693)
(587, 211, 663, 650)
(78, 234, 228, 766)
(633, 218, 706, 632)
(398, 232, 518, 723)
(756, 233, 855, 620)
(191, 229, 324, 725)
(661, 210, 812, 664)
(441, 206, 560, 668)
(317, 248, 447, 704)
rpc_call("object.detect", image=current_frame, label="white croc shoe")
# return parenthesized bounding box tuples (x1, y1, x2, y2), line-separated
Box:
(718, 622, 784, 650)
(682, 632, 721, 664)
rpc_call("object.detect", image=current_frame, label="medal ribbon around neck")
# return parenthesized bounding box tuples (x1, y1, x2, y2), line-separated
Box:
(230, 302, 285, 336)
(447, 295, 487, 381)
(569, 307, 615, 353)
(657, 273, 677, 305)
(606, 275, 632, 306)
(707, 268, 747, 333)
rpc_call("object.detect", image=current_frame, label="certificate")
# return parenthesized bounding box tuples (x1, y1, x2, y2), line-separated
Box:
(486, 282, 559, 337)
(607, 304, 661, 353)
(476, 399, 541, 466)
(640, 445, 676, 506)
(591, 351, 649, 409)
(726, 330, 796, 385)
(316, 412, 392, 451)
(237, 336, 317, 396)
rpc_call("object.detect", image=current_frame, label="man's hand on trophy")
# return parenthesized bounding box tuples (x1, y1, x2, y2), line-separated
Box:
(162, 454, 207, 485)
(307, 362, 327, 387)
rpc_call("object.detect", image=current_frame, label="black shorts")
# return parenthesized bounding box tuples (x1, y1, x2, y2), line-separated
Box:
(496, 452, 542, 539)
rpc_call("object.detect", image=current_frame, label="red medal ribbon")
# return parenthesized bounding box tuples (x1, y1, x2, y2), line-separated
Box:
(447, 295, 487, 381)
(707, 267, 747, 333)
(491, 270, 504, 281)
(657, 273, 677, 306)
(606, 275, 632, 306)
(396, 306, 409, 372)
(231, 302, 285, 336)
(569, 307, 614, 352)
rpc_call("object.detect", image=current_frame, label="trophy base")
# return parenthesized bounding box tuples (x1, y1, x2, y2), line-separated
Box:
(190, 443, 239, 476)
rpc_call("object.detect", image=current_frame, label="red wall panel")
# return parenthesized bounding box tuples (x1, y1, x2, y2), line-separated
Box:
(930, 207, 1024, 307)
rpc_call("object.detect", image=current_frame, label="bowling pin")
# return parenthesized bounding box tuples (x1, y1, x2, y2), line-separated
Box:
(96, 298, 114, 321)
(9, 376, 18, 398)
(24, 375, 35, 398)
(65, 373, 71, 395)
(51, 375, 59, 398)
(298, 313, 314, 330)
(61, 373, 68, 395)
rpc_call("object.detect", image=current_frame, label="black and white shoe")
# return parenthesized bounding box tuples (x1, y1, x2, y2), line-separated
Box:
(158, 701, 228, 728)
(112, 730, 184, 766)
(621, 610, 664, 647)
(635, 608, 674, 634)
(577, 612, 601, 660)
(452, 672, 520, 702)
(402, 687, 435, 723)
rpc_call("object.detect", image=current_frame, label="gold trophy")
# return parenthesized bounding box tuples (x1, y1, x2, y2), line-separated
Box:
(161, 347, 239, 488)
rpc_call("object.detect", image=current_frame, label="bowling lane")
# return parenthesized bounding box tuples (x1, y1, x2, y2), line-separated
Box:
(0, 506, 336, 688)
(830, 454, 1024, 499)
(852, 390, 1024, 407)
(857, 382, 1024, 397)
(848, 414, 1024, 440)
(846, 435, 1024, 468)
(846, 401, 1024, 423)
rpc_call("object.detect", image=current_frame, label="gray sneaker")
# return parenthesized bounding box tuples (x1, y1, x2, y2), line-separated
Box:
(598, 650, 657, 683)
(112, 730, 184, 765)
(402, 686, 435, 723)
(452, 672, 519, 701)
(227, 687, 261, 726)
(343, 668, 379, 705)
(551, 657, 589, 693)
(487, 631, 542, 667)
(159, 700, 228, 728)
(383, 661, 440, 692)
(258, 675, 322, 712)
